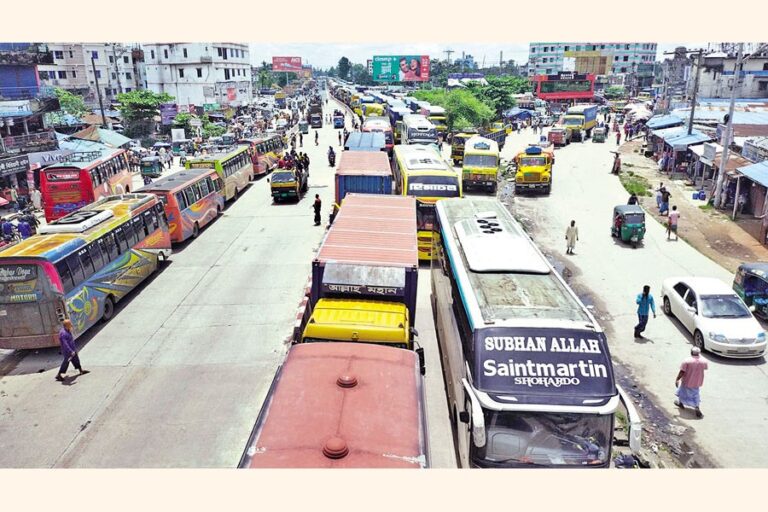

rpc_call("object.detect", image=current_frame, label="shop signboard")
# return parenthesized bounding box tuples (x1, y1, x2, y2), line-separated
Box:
(0, 155, 30, 178)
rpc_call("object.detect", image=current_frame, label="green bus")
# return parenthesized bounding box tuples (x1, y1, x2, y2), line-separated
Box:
(185, 146, 254, 201)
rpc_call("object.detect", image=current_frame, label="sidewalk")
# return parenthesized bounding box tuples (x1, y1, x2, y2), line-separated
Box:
(618, 139, 768, 274)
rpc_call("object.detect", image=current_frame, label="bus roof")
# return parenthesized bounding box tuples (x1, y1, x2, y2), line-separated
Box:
(436, 198, 594, 330)
(186, 145, 247, 163)
(240, 342, 428, 468)
(316, 194, 417, 269)
(45, 138, 125, 170)
(393, 145, 452, 174)
(403, 114, 434, 129)
(344, 132, 386, 151)
(0, 194, 156, 261)
(362, 116, 392, 130)
(136, 169, 217, 193)
(336, 151, 391, 177)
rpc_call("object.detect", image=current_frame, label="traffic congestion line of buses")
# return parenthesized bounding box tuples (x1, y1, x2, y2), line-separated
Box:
(0, 78, 641, 468)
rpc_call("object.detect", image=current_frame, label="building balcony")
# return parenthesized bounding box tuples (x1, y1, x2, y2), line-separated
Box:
(0, 84, 58, 102)
(0, 43, 53, 65)
(0, 129, 58, 156)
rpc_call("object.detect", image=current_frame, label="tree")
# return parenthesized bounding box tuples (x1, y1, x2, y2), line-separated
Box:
(53, 87, 88, 117)
(338, 57, 351, 80)
(172, 112, 195, 132)
(604, 85, 626, 99)
(276, 72, 297, 87)
(116, 89, 174, 137)
(201, 114, 225, 139)
(413, 88, 493, 131)
(350, 63, 373, 86)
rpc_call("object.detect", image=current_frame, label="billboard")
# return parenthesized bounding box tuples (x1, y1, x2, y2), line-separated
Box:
(272, 56, 303, 72)
(159, 103, 178, 125)
(372, 55, 430, 82)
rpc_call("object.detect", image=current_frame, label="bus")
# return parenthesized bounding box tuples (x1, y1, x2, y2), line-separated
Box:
(462, 136, 500, 194)
(239, 342, 429, 468)
(0, 194, 171, 350)
(392, 145, 462, 260)
(40, 145, 133, 222)
(138, 169, 225, 243)
(238, 134, 285, 175)
(402, 114, 438, 146)
(430, 198, 642, 468)
(185, 146, 253, 201)
(361, 116, 394, 152)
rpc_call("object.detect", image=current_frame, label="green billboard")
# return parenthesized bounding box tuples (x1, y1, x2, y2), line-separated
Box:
(372, 55, 431, 82)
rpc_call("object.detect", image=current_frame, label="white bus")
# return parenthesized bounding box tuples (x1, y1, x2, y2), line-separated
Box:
(431, 198, 641, 468)
(402, 114, 438, 146)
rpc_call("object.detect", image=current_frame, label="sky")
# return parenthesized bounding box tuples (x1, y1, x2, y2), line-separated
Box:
(249, 43, 710, 69)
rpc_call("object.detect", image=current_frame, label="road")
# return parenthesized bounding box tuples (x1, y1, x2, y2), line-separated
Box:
(496, 126, 768, 467)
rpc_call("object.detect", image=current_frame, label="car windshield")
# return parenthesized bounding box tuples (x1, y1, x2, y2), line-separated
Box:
(700, 295, 751, 319)
(463, 155, 498, 168)
(475, 411, 612, 467)
(563, 118, 583, 126)
(271, 172, 295, 183)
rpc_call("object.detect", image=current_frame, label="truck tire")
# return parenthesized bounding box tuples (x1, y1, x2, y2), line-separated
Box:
(546, 184, 552, 195)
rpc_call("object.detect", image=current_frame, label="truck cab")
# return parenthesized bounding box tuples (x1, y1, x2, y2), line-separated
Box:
(515, 145, 554, 194)
(270, 168, 307, 202)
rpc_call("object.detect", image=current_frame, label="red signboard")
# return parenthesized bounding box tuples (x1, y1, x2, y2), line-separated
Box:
(272, 56, 303, 72)
(227, 87, 237, 101)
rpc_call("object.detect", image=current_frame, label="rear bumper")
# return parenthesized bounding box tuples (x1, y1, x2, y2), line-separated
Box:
(0, 333, 58, 350)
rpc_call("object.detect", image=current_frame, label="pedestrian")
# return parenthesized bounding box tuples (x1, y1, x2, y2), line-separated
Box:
(313, 194, 322, 226)
(667, 205, 680, 240)
(299, 132, 303, 147)
(338, 131, 342, 145)
(634, 285, 656, 339)
(628, 192, 638, 205)
(675, 347, 708, 418)
(55, 319, 90, 382)
(660, 188, 671, 215)
(9, 185, 18, 210)
(315, 131, 319, 146)
(655, 186, 663, 210)
(30, 187, 42, 211)
(17, 218, 31, 239)
(616, 131, 621, 144)
(737, 193, 747, 214)
(565, 220, 579, 255)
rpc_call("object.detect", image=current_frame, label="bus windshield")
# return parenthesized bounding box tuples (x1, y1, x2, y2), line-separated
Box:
(416, 203, 436, 232)
(476, 411, 612, 467)
(464, 155, 498, 168)
(520, 156, 548, 167)
(407, 176, 460, 198)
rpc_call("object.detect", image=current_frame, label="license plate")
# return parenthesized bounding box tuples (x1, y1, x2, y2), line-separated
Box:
(631, 236, 638, 242)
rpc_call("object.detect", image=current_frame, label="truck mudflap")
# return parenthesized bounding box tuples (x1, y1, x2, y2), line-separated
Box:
(617, 384, 643, 454)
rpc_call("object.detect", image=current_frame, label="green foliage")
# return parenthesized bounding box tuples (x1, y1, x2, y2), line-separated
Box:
(350, 63, 373, 86)
(277, 72, 297, 87)
(619, 171, 652, 197)
(201, 114, 225, 138)
(338, 57, 351, 80)
(54, 87, 88, 117)
(116, 89, 174, 137)
(413, 88, 494, 131)
(604, 85, 626, 99)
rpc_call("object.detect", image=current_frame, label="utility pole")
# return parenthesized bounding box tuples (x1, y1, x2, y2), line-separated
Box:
(500, 51, 503, 69)
(713, 44, 744, 208)
(686, 49, 704, 136)
(91, 56, 108, 128)
(444, 49, 454, 64)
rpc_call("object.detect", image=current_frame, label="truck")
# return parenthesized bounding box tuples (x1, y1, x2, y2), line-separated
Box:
(563, 104, 598, 141)
(344, 132, 387, 153)
(419, 104, 448, 137)
(334, 151, 393, 205)
(450, 125, 508, 165)
(548, 125, 572, 147)
(269, 167, 308, 202)
(308, 99, 323, 128)
(298, 194, 419, 349)
(514, 145, 555, 194)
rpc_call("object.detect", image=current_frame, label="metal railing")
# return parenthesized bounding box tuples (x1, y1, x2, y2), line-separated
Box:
(0, 130, 58, 154)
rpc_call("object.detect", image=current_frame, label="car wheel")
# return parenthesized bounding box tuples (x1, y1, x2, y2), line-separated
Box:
(694, 330, 706, 351)
(663, 296, 672, 316)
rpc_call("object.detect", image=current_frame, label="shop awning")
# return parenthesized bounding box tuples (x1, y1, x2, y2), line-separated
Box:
(646, 114, 684, 130)
(651, 126, 687, 139)
(738, 161, 768, 188)
(666, 130, 711, 150)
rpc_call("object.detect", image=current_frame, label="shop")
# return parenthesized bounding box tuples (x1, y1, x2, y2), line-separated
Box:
(735, 161, 768, 245)
(0, 153, 32, 203)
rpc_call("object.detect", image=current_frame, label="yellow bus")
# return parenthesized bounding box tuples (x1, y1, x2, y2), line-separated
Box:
(462, 136, 500, 194)
(185, 146, 254, 201)
(0, 194, 171, 349)
(392, 144, 462, 260)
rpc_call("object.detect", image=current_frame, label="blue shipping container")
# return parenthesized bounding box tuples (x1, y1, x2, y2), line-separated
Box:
(335, 174, 393, 204)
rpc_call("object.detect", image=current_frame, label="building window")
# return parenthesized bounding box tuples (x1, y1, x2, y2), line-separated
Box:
(196, 67, 202, 78)
(126, 87, 132, 92)
(109, 55, 114, 63)
(183, 48, 188, 58)
(546, 68, 552, 74)
(543, 47, 548, 53)
(615, 56, 619, 61)
(125, 72, 132, 79)
(179, 68, 185, 78)
(95, 70, 102, 78)
(68, 50, 73, 58)
(531, 48, 536, 53)
(224, 68, 230, 80)
(623, 56, 629, 62)
(601, 45, 605, 49)
(111, 72, 117, 80)
(39, 71, 48, 79)
(58, 70, 67, 79)
(550, 46, 555, 51)
(217, 47, 222, 57)
(164, 49, 168, 59)
(564, 46, 570, 52)
(71, 70, 77, 78)
(54, 51, 64, 59)
(763, 63, 768, 71)
(151, 50, 155, 59)
(92, 51, 98, 59)
(124, 56, 129, 64)
(759, 81, 768, 91)
(621, 67, 627, 73)
(625, 44, 630, 50)
(222, 48, 228, 60)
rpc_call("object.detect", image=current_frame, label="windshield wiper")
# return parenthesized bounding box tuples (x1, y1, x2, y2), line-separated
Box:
(484, 457, 549, 467)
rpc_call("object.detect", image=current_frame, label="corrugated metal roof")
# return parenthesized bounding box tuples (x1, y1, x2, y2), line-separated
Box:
(646, 114, 684, 129)
(651, 126, 688, 139)
(316, 194, 417, 268)
(671, 108, 768, 125)
(666, 130, 712, 148)
(714, 153, 754, 172)
(336, 151, 391, 177)
(738, 160, 768, 188)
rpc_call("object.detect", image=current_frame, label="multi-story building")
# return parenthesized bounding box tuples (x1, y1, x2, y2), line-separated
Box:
(37, 43, 143, 106)
(527, 42, 658, 88)
(689, 49, 768, 99)
(453, 54, 477, 70)
(142, 43, 252, 109)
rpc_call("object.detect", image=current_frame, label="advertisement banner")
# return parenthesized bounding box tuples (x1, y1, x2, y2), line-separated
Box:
(0, 155, 30, 178)
(159, 103, 178, 126)
(372, 55, 430, 82)
(272, 56, 303, 72)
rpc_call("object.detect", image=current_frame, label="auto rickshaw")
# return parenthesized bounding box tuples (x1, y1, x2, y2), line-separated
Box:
(299, 120, 309, 134)
(611, 204, 646, 248)
(140, 156, 163, 178)
(733, 263, 768, 319)
(593, 126, 607, 143)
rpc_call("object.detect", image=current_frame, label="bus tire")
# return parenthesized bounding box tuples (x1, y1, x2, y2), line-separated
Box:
(192, 222, 200, 238)
(102, 296, 115, 322)
(217, 205, 222, 216)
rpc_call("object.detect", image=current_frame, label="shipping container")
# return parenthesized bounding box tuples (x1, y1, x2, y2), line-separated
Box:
(335, 151, 393, 204)
(344, 132, 387, 152)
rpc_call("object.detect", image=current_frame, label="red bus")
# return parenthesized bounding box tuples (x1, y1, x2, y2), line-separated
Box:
(239, 342, 429, 468)
(138, 169, 225, 243)
(238, 134, 285, 176)
(40, 147, 133, 222)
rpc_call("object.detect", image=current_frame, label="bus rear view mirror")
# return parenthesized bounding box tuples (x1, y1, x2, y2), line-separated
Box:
(459, 411, 470, 424)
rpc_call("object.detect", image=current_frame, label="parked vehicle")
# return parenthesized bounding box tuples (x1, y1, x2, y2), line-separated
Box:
(662, 277, 767, 358)
(514, 145, 554, 194)
(334, 151, 393, 204)
(269, 168, 307, 202)
(593, 126, 607, 143)
(140, 156, 164, 178)
(548, 125, 572, 147)
(733, 263, 768, 320)
(611, 205, 645, 248)
(563, 104, 599, 141)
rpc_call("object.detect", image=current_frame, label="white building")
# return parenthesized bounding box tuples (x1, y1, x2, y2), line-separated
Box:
(141, 43, 252, 109)
(38, 43, 142, 106)
(689, 50, 768, 99)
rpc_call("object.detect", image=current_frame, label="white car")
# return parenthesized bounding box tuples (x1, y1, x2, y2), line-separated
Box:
(661, 277, 767, 358)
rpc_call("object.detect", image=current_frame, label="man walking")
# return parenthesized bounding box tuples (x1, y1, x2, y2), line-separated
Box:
(30, 187, 42, 211)
(634, 285, 656, 339)
(675, 347, 708, 418)
(55, 319, 89, 382)
(565, 220, 579, 255)
(299, 132, 303, 147)
(313, 194, 322, 226)
(667, 205, 680, 240)
(660, 187, 671, 216)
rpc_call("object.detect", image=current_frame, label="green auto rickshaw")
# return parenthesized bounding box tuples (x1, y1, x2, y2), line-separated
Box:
(733, 263, 768, 320)
(140, 156, 163, 178)
(593, 126, 607, 143)
(299, 121, 309, 134)
(611, 204, 646, 248)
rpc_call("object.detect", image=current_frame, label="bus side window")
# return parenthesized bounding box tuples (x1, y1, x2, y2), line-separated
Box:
(78, 248, 96, 281)
(88, 243, 105, 273)
(114, 226, 129, 254)
(124, 220, 139, 247)
(199, 178, 210, 196)
(132, 217, 145, 243)
(212, 177, 222, 192)
(103, 232, 119, 262)
(67, 254, 86, 288)
(184, 187, 196, 207)
(142, 211, 153, 236)
(175, 191, 188, 210)
(153, 203, 163, 228)
(55, 260, 75, 294)
(192, 182, 203, 202)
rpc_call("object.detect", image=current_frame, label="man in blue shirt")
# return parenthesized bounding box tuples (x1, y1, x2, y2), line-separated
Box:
(634, 285, 657, 339)
(55, 319, 90, 382)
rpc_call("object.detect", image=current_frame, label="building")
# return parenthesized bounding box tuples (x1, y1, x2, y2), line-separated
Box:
(453, 54, 477, 70)
(689, 49, 768, 99)
(528, 42, 658, 89)
(142, 43, 252, 109)
(743, 137, 768, 163)
(37, 43, 143, 107)
(660, 46, 692, 96)
(1, 43, 61, 197)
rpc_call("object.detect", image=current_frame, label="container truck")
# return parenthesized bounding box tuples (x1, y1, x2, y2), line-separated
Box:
(334, 151, 393, 204)
(563, 104, 598, 141)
